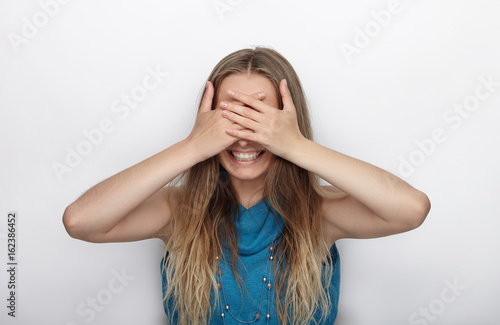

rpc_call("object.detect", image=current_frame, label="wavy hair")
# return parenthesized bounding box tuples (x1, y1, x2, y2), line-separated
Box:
(163, 47, 345, 325)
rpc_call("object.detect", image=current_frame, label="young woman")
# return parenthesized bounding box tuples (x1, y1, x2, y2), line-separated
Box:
(63, 47, 431, 325)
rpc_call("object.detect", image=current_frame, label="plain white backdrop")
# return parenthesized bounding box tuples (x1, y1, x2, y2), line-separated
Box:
(1, 0, 499, 324)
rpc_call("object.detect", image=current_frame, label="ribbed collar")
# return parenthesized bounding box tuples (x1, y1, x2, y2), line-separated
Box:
(233, 199, 284, 255)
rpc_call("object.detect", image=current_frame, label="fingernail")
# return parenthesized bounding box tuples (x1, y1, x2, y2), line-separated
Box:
(220, 101, 228, 108)
(258, 92, 265, 99)
(228, 90, 235, 96)
(222, 110, 229, 117)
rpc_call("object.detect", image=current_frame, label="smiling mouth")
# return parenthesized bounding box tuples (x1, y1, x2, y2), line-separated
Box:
(228, 150, 265, 162)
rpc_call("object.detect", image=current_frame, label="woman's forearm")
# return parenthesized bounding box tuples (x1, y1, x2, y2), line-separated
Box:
(63, 138, 202, 236)
(284, 138, 430, 223)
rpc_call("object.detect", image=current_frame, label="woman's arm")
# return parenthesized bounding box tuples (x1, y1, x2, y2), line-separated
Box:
(286, 139, 430, 243)
(220, 79, 430, 244)
(63, 82, 245, 243)
(62, 140, 199, 243)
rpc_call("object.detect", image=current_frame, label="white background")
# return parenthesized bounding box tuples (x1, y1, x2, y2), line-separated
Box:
(1, 0, 499, 324)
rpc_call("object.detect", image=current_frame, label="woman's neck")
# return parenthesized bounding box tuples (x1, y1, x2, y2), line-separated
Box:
(231, 178, 265, 209)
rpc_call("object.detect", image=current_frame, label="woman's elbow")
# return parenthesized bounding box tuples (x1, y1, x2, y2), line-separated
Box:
(62, 204, 90, 240)
(407, 192, 431, 230)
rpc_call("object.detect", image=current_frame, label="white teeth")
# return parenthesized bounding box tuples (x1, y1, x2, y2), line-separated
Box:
(231, 151, 263, 161)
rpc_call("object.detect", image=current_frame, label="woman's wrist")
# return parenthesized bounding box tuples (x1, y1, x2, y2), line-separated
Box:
(279, 136, 314, 165)
(180, 135, 214, 164)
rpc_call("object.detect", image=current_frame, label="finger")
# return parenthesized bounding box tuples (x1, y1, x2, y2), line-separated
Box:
(227, 89, 267, 112)
(280, 79, 294, 111)
(251, 91, 266, 101)
(220, 101, 260, 122)
(226, 128, 258, 142)
(221, 92, 265, 114)
(222, 107, 259, 130)
(220, 91, 265, 116)
(199, 81, 214, 112)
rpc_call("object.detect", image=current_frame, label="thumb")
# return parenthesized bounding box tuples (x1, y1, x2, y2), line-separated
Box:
(199, 81, 215, 112)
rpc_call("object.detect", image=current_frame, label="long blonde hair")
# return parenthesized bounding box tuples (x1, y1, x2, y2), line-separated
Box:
(163, 47, 344, 324)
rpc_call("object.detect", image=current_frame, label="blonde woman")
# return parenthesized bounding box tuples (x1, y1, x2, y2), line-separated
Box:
(63, 47, 431, 324)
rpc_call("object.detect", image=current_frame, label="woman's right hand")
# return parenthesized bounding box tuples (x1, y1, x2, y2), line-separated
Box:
(63, 81, 265, 244)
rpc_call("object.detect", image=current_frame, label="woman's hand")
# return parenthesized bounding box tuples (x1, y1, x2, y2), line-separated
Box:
(220, 79, 304, 158)
(187, 81, 266, 161)
(217, 80, 431, 244)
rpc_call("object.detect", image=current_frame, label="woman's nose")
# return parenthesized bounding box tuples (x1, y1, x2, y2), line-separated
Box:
(237, 139, 249, 147)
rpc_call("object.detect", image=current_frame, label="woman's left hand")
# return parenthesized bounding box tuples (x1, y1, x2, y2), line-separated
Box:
(220, 79, 305, 158)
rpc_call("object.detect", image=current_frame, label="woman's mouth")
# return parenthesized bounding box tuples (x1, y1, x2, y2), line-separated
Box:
(228, 150, 265, 162)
